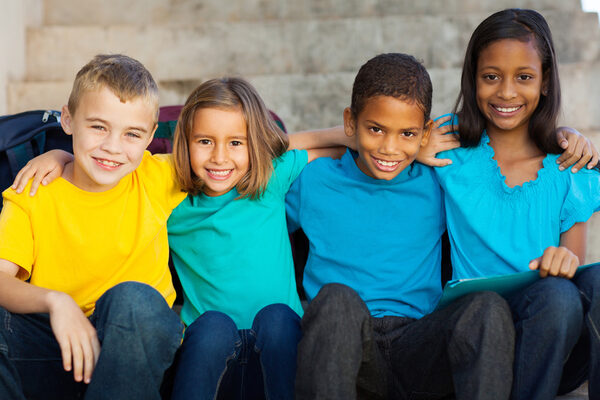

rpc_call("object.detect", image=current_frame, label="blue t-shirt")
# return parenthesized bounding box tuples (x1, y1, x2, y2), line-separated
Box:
(435, 115, 600, 279)
(286, 149, 445, 319)
(167, 150, 308, 329)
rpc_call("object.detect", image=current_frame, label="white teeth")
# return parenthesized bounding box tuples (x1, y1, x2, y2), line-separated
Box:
(209, 169, 231, 176)
(495, 106, 520, 112)
(97, 159, 120, 167)
(376, 159, 399, 167)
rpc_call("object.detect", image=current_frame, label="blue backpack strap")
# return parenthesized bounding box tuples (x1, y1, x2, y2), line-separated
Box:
(5, 131, 47, 179)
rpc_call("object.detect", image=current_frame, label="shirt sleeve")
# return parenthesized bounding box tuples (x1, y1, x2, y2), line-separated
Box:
(271, 149, 309, 194)
(560, 169, 600, 233)
(0, 189, 34, 280)
(285, 167, 304, 234)
(139, 152, 187, 213)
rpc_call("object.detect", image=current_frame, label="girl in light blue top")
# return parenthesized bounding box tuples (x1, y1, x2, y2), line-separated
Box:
(422, 9, 600, 400)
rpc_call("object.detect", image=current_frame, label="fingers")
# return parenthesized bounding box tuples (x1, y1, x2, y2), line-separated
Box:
(84, 334, 101, 384)
(11, 163, 36, 194)
(570, 149, 592, 173)
(56, 333, 72, 373)
(555, 129, 598, 172)
(589, 145, 599, 169)
(532, 247, 578, 279)
(432, 119, 455, 136)
(556, 129, 568, 149)
(422, 157, 453, 167)
(71, 339, 84, 382)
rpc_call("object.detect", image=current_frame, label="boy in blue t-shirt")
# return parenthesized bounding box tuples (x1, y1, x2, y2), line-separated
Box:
(286, 53, 515, 400)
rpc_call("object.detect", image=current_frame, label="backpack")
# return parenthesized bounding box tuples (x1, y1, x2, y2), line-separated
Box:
(0, 110, 72, 200)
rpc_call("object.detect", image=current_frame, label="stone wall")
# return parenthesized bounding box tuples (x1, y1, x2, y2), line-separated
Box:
(1, 0, 599, 261)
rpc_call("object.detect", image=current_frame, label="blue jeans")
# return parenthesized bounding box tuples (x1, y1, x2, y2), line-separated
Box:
(507, 264, 600, 400)
(0, 281, 183, 400)
(171, 303, 301, 400)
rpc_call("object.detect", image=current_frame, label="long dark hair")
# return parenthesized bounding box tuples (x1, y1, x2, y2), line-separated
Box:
(453, 8, 562, 154)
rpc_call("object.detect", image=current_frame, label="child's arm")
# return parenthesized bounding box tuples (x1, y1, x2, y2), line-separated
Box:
(528, 222, 586, 279)
(416, 115, 460, 167)
(0, 259, 100, 383)
(418, 117, 598, 171)
(11, 150, 73, 195)
(288, 126, 353, 162)
(555, 127, 599, 172)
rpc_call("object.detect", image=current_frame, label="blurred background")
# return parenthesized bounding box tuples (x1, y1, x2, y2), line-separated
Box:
(0, 0, 599, 261)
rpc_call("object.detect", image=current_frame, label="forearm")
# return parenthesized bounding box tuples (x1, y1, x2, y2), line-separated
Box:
(288, 126, 352, 150)
(560, 222, 587, 264)
(0, 269, 58, 314)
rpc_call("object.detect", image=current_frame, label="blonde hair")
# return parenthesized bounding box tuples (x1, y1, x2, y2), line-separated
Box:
(68, 54, 159, 122)
(173, 77, 289, 199)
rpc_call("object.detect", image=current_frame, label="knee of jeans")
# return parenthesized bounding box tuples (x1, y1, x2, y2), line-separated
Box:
(461, 292, 513, 329)
(314, 283, 364, 311)
(531, 278, 583, 320)
(99, 281, 180, 335)
(183, 311, 239, 356)
(574, 264, 600, 301)
(252, 304, 301, 348)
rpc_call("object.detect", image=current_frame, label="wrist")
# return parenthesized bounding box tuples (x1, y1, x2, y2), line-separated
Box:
(45, 290, 72, 314)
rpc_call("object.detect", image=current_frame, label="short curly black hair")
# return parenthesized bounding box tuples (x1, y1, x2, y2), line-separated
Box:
(350, 53, 432, 123)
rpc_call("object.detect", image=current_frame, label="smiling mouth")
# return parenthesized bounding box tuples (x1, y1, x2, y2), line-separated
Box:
(492, 105, 522, 113)
(372, 156, 401, 172)
(207, 169, 233, 180)
(94, 158, 123, 169)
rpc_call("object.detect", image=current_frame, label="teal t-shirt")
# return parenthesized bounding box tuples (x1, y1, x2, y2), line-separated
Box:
(167, 150, 308, 328)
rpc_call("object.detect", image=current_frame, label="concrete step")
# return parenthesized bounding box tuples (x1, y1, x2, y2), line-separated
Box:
(25, 11, 600, 82)
(43, 0, 585, 25)
(557, 382, 589, 400)
(10, 61, 599, 131)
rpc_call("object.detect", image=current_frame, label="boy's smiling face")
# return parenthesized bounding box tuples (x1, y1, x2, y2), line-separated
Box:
(61, 86, 157, 192)
(344, 95, 432, 180)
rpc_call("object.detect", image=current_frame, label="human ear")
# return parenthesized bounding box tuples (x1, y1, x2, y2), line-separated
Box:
(343, 107, 356, 137)
(420, 119, 433, 147)
(147, 123, 158, 146)
(60, 105, 74, 136)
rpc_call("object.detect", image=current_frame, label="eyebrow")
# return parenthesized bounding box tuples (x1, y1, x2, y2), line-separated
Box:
(479, 65, 539, 72)
(190, 133, 247, 140)
(365, 120, 421, 131)
(85, 117, 150, 134)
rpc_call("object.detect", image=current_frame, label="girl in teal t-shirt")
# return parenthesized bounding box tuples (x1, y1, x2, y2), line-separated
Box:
(423, 9, 600, 400)
(166, 78, 344, 400)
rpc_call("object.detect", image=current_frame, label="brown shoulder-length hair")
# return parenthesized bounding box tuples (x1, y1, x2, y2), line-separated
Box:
(453, 8, 562, 154)
(173, 77, 289, 198)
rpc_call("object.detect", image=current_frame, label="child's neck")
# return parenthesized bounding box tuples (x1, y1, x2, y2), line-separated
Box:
(487, 126, 546, 188)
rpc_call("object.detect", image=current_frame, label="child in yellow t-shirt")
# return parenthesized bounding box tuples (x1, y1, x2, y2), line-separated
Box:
(0, 54, 185, 399)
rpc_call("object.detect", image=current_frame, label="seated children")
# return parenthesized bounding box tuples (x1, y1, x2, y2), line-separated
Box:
(13, 76, 350, 399)
(0, 54, 185, 399)
(286, 53, 515, 400)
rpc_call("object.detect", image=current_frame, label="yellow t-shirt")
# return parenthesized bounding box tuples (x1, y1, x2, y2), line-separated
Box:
(0, 152, 186, 316)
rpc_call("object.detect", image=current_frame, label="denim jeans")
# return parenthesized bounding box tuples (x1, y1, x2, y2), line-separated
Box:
(0, 281, 184, 400)
(171, 303, 301, 400)
(296, 283, 515, 400)
(506, 264, 600, 400)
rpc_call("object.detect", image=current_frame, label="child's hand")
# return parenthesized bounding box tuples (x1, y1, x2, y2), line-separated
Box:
(12, 150, 73, 196)
(47, 291, 101, 384)
(416, 115, 460, 167)
(555, 127, 599, 173)
(529, 246, 579, 279)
